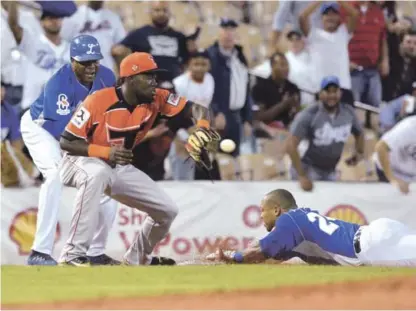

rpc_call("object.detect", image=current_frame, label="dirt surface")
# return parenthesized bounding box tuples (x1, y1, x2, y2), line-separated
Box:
(4, 276, 416, 310)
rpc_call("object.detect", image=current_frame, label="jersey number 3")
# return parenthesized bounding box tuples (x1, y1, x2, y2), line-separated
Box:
(307, 212, 339, 235)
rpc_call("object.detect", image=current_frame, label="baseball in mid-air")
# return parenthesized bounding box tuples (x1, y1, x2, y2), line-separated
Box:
(220, 139, 236, 153)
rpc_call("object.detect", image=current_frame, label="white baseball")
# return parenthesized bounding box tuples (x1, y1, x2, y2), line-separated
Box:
(220, 139, 236, 153)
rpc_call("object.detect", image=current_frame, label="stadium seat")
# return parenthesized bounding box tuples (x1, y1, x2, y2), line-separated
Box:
(236, 154, 279, 181)
(216, 153, 237, 180)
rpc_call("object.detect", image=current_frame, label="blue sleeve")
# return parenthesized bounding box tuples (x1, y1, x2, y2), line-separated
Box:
(105, 68, 116, 86)
(4, 103, 21, 142)
(379, 97, 403, 132)
(259, 214, 303, 258)
(41, 77, 73, 137)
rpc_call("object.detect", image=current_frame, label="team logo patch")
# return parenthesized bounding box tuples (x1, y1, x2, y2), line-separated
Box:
(71, 107, 91, 129)
(167, 93, 180, 106)
(9, 208, 61, 255)
(56, 94, 71, 115)
(325, 204, 368, 225)
(86, 43, 99, 55)
(132, 65, 138, 72)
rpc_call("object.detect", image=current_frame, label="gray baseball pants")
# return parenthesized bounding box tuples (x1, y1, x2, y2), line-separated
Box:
(58, 155, 178, 264)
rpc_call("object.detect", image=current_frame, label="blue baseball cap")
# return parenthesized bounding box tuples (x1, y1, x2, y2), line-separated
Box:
(36, 1, 77, 19)
(70, 35, 103, 62)
(320, 76, 340, 90)
(320, 2, 340, 15)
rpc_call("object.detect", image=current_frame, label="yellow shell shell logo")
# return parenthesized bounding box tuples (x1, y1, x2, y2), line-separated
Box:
(325, 205, 368, 225)
(9, 208, 61, 255)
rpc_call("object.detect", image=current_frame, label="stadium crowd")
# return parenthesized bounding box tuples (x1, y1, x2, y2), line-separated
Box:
(1, 0, 416, 194)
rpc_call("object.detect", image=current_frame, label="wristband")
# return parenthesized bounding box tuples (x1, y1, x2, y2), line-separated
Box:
(88, 144, 111, 160)
(196, 119, 210, 129)
(233, 251, 244, 263)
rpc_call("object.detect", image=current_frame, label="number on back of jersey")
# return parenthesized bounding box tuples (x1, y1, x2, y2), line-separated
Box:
(71, 107, 91, 129)
(307, 212, 340, 235)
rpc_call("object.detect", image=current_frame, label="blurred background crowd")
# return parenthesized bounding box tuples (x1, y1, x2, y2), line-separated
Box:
(1, 0, 416, 193)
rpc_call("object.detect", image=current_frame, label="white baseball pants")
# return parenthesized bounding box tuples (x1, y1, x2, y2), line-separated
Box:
(20, 111, 118, 256)
(357, 218, 416, 267)
(58, 155, 178, 264)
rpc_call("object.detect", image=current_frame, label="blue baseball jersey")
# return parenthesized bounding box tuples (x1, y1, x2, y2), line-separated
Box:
(29, 63, 116, 139)
(259, 208, 360, 259)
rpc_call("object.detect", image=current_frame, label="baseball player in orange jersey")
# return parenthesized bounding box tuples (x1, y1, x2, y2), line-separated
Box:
(58, 52, 220, 266)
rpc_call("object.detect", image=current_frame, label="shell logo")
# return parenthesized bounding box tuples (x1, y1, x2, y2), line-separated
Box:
(325, 204, 368, 225)
(9, 208, 61, 255)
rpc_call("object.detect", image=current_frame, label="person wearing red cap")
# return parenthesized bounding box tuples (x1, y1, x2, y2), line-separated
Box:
(57, 52, 220, 266)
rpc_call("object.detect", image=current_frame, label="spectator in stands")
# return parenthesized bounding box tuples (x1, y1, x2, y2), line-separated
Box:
(111, 1, 188, 87)
(379, 81, 416, 133)
(207, 18, 253, 157)
(349, 1, 389, 111)
(60, 1, 126, 71)
(379, 1, 413, 100)
(132, 117, 191, 181)
(1, 82, 36, 187)
(170, 50, 215, 180)
(374, 115, 416, 195)
(269, 1, 322, 53)
(299, 1, 359, 92)
(382, 31, 416, 101)
(252, 52, 300, 132)
(287, 76, 364, 191)
(1, 3, 42, 109)
(5, 1, 75, 112)
(284, 30, 315, 106)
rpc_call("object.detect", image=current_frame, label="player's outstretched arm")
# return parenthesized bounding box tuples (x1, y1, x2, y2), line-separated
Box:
(214, 241, 267, 264)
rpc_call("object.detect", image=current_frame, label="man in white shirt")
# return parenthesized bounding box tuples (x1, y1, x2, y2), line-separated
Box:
(60, 1, 126, 71)
(5, 2, 70, 111)
(374, 115, 416, 195)
(170, 49, 215, 180)
(269, 1, 321, 53)
(299, 1, 359, 92)
(284, 30, 315, 106)
(1, 3, 42, 108)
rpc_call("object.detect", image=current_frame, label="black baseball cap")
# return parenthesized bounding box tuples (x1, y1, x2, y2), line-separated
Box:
(286, 30, 303, 40)
(220, 18, 238, 28)
(189, 49, 210, 60)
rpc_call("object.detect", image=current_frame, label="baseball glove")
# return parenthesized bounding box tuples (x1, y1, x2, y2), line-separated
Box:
(185, 127, 221, 171)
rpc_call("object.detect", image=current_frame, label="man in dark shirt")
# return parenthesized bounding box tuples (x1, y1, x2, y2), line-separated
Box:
(382, 31, 416, 101)
(252, 52, 301, 129)
(111, 1, 188, 84)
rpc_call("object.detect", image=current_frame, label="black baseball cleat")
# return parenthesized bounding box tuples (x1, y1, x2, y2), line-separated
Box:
(150, 256, 176, 266)
(88, 254, 121, 265)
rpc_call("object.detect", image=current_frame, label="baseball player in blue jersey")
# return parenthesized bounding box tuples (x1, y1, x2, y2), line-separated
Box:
(20, 34, 119, 266)
(212, 189, 416, 267)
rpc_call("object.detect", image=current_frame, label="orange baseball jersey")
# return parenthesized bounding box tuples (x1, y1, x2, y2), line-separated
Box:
(65, 87, 187, 149)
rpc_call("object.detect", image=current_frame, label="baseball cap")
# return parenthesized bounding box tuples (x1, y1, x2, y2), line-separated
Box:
(220, 18, 238, 28)
(320, 76, 340, 90)
(286, 29, 303, 40)
(37, 1, 77, 19)
(119, 52, 167, 78)
(320, 2, 340, 15)
(189, 49, 210, 60)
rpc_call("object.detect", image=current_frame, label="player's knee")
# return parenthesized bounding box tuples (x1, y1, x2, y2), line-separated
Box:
(164, 202, 178, 223)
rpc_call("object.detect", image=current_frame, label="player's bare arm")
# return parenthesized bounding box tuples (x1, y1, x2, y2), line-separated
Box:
(60, 131, 133, 165)
(211, 240, 267, 264)
(4, 1, 23, 43)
